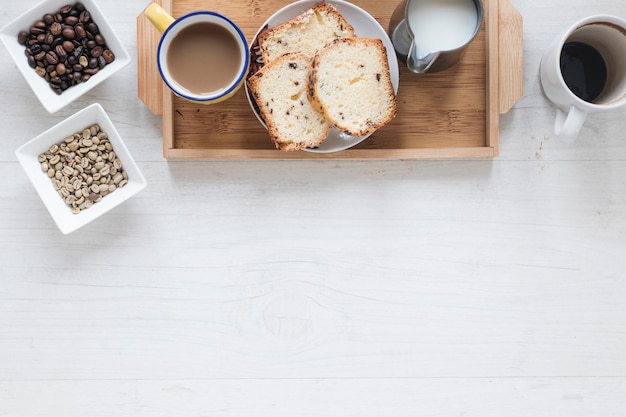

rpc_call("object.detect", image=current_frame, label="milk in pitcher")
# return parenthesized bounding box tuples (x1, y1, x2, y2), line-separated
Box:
(408, 0, 479, 58)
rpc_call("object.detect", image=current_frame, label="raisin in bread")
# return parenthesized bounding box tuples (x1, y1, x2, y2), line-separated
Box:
(258, 2, 356, 65)
(307, 37, 397, 137)
(247, 52, 331, 151)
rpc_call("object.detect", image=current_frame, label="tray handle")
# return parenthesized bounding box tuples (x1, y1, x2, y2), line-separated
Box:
(137, 0, 170, 115)
(498, 0, 523, 114)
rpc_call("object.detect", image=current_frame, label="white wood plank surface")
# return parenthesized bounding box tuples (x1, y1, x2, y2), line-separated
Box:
(1, 0, 626, 416)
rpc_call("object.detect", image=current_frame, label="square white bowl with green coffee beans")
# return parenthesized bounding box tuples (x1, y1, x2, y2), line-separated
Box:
(0, 0, 130, 113)
(15, 103, 146, 234)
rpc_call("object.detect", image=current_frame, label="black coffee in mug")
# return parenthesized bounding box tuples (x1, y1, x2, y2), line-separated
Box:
(560, 42, 607, 102)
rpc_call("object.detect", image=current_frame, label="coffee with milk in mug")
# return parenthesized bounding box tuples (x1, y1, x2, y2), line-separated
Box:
(145, 3, 250, 104)
(166, 22, 243, 96)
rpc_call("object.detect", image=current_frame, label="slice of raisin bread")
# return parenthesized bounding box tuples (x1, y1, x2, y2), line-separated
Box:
(247, 52, 331, 151)
(258, 2, 356, 65)
(307, 37, 397, 137)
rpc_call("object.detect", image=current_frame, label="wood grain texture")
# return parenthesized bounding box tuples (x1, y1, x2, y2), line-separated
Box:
(498, 0, 524, 114)
(137, 0, 523, 159)
(2, 379, 626, 417)
(136, 0, 167, 115)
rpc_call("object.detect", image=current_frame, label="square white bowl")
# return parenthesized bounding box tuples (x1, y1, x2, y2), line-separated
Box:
(0, 0, 131, 113)
(15, 103, 147, 234)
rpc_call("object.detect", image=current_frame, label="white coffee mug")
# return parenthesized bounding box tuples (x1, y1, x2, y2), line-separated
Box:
(540, 15, 626, 141)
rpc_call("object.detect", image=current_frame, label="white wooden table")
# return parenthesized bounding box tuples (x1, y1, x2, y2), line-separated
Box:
(1, 0, 626, 415)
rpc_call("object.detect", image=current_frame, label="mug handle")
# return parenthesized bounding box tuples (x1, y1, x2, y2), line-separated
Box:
(554, 105, 587, 141)
(145, 3, 175, 34)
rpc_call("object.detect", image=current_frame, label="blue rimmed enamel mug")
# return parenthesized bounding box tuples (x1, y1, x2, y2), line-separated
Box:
(145, 3, 249, 104)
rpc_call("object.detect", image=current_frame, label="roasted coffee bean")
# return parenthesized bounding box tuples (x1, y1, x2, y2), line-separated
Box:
(73, 45, 84, 58)
(90, 46, 103, 58)
(30, 44, 42, 55)
(102, 49, 115, 64)
(43, 13, 55, 25)
(19, 3, 116, 95)
(60, 5, 72, 15)
(45, 50, 59, 65)
(30, 26, 45, 35)
(62, 26, 75, 40)
(86, 22, 99, 35)
(18, 31, 29, 45)
(65, 16, 79, 26)
(95, 34, 105, 46)
(50, 36, 62, 49)
(56, 63, 67, 75)
(55, 45, 68, 61)
(62, 40, 75, 52)
(75, 24, 86, 39)
(35, 50, 46, 62)
(50, 22, 62, 36)
(79, 10, 91, 23)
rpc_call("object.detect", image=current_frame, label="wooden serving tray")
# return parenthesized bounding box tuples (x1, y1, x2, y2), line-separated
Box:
(137, 0, 523, 159)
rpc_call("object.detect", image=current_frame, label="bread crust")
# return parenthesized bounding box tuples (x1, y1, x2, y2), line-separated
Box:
(307, 37, 397, 137)
(247, 53, 331, 151)
(258, 1, 356, 65)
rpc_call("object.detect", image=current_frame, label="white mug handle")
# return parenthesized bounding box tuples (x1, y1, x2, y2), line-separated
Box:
(554, 105, 587, 141)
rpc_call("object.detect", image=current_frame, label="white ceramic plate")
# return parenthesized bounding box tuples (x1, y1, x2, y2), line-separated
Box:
(0, 0, 131, 113)
(246, 0, 399, 153)
(15, 103, 146, 234)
